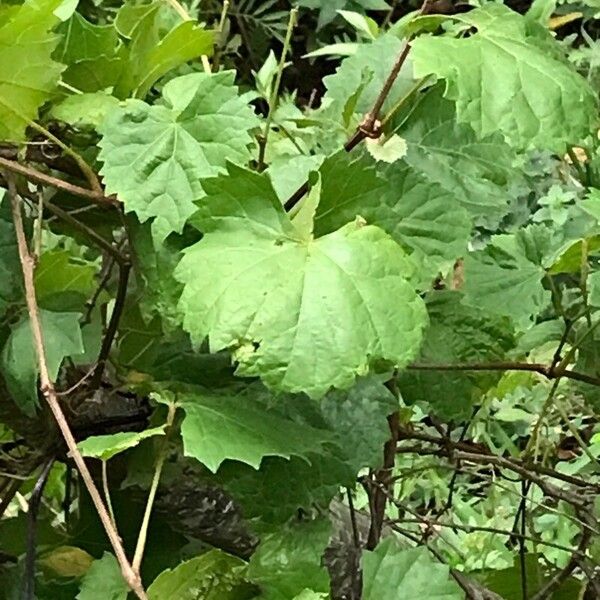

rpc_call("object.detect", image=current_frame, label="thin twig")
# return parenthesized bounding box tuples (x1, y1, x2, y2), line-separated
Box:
(27, 121, 102, 193)
(0, 157, 117, 206)
(4, 174, 146, 599)
(101, 460, 116, 527)
(41, 199, 126, 264)
(23, 458, 54, 600)
(163, 0, 212, 73)
(407, 361, 600, 387)
(132, 403, 177, 574)
(257, 9, 298, 171)
(90, 259, 131, 388)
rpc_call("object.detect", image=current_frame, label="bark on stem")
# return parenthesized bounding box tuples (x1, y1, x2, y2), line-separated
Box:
(5, 174, 147, 600)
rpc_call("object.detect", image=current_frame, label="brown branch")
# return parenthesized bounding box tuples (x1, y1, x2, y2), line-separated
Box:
(4, 173, 146, 599)
(283, 0, 430, 213)
(0, 157, 117, 207)
(366, 409, 399, 549)
(397, 430, 600, 495)
(407, 361, 600, 387)
(90, 259, 131, 388)
(41, 199, 127, 265)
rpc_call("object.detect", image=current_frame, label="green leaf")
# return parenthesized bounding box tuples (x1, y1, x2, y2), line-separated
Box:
(298, 0, 389, 29)
(397, 85, 518, 227)
(98, 71, 259, 243)
(590, 271, 600, 307)
(479, 555, 584, 600)
(462, 226, 552, 325)
(34, 249, 97, 311)
(54, 12, 123, 94)
(76, 553, 128, 600)
(323, 33, 414, 126)
(180, 391, 331, 472)
(116, 4, 214, 99)
(218, 450, 351, 524)
(1, 310, 84, 415)
(50, 91, 120, 128)
(313, 151, 471, 283)
(0, 0, 65, 140)
(411, 4, 598, 151)
(320, 376, 397, 472)
(399, 291, 515, 420)
(147, 550, 254, 600)
(56, 12, 118, 65)
(247, 519, 332, 600)
(78, 427, 166, 461)
(177, 164, 427, 398)
(0, 193, 21, 316)
(362, 538, 463, 599)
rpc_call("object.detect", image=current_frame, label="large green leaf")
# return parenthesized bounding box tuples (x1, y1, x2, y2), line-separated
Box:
(361, 538, 462, 599)
(0, 0, 65, 140)
(411, 4, 598, 151)
(247, 519, 332, 600)
(98, 71, 259, 243)
(147, 550, 254, 600)
(218, 450, 351, 524)
(179, 392, 331, 472)
(76, 553, 128, 600)
(397, 85, 517, 227)
(176, 164, 427, 398)
(1, 310, 84, 415)
(399, 291, 515, 420)
(463, 226, 553, 325)
(313, 151, 471, 283)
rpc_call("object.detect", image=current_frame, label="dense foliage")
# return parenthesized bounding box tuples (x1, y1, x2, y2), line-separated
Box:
(4, 0, 600, 598)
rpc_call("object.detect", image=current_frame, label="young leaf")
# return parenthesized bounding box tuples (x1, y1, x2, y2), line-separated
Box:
(77, 427, 166, 462)
(179, 392, 331, 472)
(177, 164, 427, 398)
(1, 310, 85, 415)
(362, 538, 463, 599)
(76, 553, 128, 600)
(50, 92, 120, 129)
(0, 0, 65, 140)
(147, 550, 254, 600)
(98, 71, 259, 244)
(411, 4, 598, 151)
